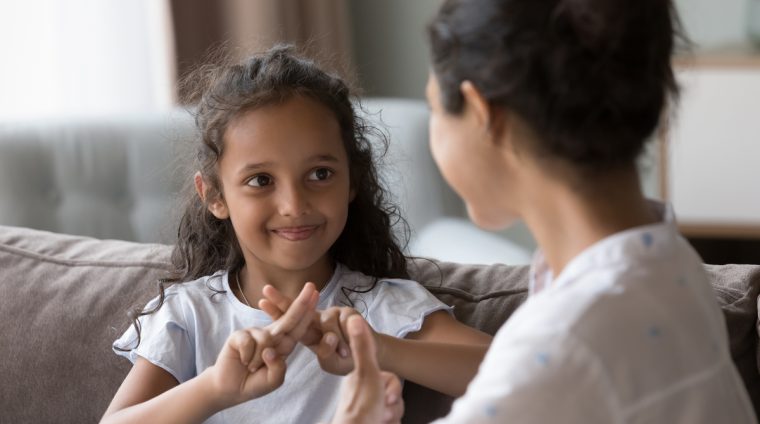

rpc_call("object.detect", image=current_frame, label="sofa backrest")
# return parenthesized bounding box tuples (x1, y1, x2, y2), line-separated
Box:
(0, 99, 460, 245)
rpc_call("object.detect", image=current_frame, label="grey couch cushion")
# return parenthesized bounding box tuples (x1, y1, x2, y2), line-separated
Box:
(0, 225, 758, 423)
(0, 225, 170, 423)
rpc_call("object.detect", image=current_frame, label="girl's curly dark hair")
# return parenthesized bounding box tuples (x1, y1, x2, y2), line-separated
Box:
(118, 45, 410, 350)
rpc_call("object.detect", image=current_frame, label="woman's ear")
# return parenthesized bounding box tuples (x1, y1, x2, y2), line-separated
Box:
(461, 80, 513, 149)
(194, 171, 230, 219)
(460, 80, 491, 133)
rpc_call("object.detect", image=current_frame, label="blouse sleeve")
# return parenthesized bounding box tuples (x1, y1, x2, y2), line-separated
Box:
(362, 278, 453, 338)
(112, 288, 196, 384)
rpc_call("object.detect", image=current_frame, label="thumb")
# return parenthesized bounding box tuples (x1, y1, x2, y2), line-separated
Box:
(262, 348, 286, 388)
(346, 315, 378, 375)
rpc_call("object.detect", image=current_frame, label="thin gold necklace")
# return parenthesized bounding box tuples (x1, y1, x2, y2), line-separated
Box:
(234, 268, 253, 308)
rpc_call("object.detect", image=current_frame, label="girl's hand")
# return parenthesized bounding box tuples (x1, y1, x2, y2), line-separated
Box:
(206, 283, 319, 409)
(209, 327, 289, 406)
(312, 306, 363, 375)
(260, 285, 381, 375)
(331, 316, 404, 424)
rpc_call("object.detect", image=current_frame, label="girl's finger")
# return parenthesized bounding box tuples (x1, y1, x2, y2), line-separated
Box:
(247, 328, 271, 372)
(316, 331, 340, 360)
(261, 348, 286, 388)
(262, 284, 293, 313)
(231, 330, 257, 367)
(259, 298, 284, 320)
(270, 283, 318, 338)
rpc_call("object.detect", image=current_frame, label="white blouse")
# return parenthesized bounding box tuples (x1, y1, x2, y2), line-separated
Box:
(438, 202, 757, 423)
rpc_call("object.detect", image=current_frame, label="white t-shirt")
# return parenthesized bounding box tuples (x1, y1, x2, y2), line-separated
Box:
(438, 202, 757, 423)
(113, 263, 450, 423)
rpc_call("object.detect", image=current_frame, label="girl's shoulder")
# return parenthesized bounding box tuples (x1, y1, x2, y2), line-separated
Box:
(332, 264, 451, 337)
(335, 265, 427, 297)
(143, 270, 229, 311)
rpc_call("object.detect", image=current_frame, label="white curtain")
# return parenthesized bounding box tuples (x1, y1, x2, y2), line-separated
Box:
(0, 0, 175, 118)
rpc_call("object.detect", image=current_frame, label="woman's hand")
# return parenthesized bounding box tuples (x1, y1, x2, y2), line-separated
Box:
(331, 316, 404, 424)
(204, 283, 319, 409)
(260, 285, 382, 375)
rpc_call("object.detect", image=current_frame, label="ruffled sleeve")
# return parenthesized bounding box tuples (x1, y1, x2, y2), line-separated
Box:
(363, 278, 453, 338)
(112, 287, 196, 383)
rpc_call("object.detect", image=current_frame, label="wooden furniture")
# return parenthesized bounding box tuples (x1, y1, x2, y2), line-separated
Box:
(661, 48, 760, 239)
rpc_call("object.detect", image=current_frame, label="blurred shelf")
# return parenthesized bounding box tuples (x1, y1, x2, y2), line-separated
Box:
(679, 224, 760, 239)
(675, 43, 760, 68)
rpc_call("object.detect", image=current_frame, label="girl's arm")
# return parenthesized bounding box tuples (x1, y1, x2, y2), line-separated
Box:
(102, 283, 318, 423)
(377, 310, 491, 397)
(101, 359, 224, 424)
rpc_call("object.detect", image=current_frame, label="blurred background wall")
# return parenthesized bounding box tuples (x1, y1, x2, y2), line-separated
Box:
(1, 0, 758, 263)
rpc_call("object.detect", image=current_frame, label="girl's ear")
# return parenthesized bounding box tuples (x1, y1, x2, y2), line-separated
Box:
(349, 187, 357, 203)
(194, 171, 230, 219)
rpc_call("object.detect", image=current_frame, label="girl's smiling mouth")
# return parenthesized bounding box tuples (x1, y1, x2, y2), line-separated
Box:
(271, 225, 320, 241)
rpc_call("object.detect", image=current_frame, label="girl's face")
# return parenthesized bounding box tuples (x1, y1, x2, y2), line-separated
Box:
(426, 73, 519, 230)
(210, 95, 353, 275)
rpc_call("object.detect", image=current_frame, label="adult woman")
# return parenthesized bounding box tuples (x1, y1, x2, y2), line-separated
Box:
(331, 0, 757, 422)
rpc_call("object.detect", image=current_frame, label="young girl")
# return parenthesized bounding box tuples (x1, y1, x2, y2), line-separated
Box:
(102, 46, 491, 424)
(329, 0, 758, 422)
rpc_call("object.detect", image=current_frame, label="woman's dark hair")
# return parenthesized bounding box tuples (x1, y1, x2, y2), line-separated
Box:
(428, 0, 685, 170)
(118, 45, 409, 350)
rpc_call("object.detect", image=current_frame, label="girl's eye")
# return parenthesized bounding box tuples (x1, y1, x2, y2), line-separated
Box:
(308, 168, 333, 181)
(247, 174, 272, 187)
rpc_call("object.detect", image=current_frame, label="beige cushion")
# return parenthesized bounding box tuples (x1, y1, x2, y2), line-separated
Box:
(0, 225, 170, 422)
(0, 225, 758, 423)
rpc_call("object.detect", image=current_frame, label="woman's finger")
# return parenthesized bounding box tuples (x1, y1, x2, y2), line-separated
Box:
(346, 315, 379, 376)
(381, 371, 404, 423)
(337, 308, 360, 358)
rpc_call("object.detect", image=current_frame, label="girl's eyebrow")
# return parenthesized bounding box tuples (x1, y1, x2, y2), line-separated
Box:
(309, 154, 339, 163)
(237, 155, 339, 174)
(238, 161, 274, 174)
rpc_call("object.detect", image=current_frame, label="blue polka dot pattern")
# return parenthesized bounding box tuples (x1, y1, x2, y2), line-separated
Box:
(642, 232, 653, 247)
(535, 352, 550, 365)
(484, 404, 498, 417)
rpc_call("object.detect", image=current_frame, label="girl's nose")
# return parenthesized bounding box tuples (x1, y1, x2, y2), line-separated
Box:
(277, 183, 311, 217)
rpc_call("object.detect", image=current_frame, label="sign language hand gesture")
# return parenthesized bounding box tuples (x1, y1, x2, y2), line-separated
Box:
(207, 283, 319, 408)
(259, 284, 379, 375)
(330, 316, 404, 424)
